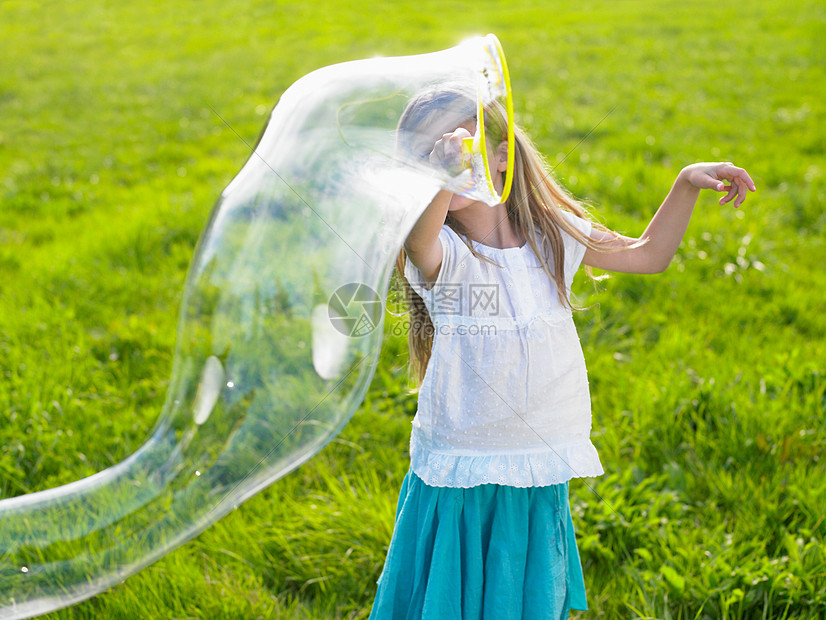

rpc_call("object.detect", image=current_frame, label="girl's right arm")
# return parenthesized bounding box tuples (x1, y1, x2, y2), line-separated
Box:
(403, 189, 452, 289)
(403, 127, 470, 288)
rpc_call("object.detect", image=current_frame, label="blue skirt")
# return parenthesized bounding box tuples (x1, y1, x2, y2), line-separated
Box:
(370, 469, 587, 620)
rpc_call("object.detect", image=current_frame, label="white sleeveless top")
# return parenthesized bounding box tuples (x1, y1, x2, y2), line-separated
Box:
(403, 210, 604, 488)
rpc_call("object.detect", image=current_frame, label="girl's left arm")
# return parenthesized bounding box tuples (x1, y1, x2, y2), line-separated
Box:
(582, 162, 756, 274)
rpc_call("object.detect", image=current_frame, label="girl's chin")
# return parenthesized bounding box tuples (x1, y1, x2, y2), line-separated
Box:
(448, 197, 478, 211)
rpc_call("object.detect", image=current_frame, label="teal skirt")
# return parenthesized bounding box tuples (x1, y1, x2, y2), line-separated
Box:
(370, 469, 587, 620)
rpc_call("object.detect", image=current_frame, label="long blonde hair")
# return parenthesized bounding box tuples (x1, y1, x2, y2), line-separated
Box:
(394, 87, 634, 388)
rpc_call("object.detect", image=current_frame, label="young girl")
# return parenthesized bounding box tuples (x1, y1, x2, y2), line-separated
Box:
(370, 87, 755, 619)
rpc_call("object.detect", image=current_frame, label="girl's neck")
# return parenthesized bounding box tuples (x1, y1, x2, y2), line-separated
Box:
(451, 202, 526, 249)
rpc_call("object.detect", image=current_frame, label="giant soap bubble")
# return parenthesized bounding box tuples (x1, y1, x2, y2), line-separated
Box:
(0, 34, 514, 618)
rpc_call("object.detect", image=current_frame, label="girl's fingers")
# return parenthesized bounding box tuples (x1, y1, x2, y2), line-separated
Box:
(735, 177, 750, 207)
(732, 167, 756, 192)
(698, 170, 725, 191)
(719, 184, 737, 205)
(722, 164, 757, 192)
(688, 162, 756, 204)
(697, 176, 714, 190)
(721, 178, 748, 208)
(715, 163, 757, 207)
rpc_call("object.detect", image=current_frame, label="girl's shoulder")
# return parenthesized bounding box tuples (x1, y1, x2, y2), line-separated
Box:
(531, 210, 593, 256)
(534, 210, 594, 283)
(555, 209, 593, 239)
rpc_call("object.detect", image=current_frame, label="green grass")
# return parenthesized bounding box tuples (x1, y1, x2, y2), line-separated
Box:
(1, 0, 824, 617)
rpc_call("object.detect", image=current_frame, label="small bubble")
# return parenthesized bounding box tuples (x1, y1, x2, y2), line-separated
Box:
(177, 167, 187, 177)
(255, 104, 268, 116)
(195, 470, 201, 476)
(226, 381, 234, 388)
(21, 566, 28, 573)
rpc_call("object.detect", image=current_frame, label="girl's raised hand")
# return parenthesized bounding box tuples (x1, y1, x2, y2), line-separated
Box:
(429, 127, 472, 176)
(680, 162, 756, 208)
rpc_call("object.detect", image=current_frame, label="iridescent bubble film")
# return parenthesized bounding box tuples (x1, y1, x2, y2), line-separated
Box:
(0, 34, 513, 618)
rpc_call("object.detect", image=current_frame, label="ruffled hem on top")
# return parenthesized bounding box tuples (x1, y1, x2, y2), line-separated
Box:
(410, 435, 604, 488)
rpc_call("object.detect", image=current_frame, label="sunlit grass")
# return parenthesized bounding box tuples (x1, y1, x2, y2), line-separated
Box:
(0, 0, 823, 617)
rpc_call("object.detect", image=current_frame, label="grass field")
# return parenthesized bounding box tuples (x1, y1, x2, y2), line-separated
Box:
(1, 0, 824, 618)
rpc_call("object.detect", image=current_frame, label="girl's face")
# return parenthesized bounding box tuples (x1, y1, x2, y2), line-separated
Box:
(445, 119, 509, 211)
(446, 119, 479, 211)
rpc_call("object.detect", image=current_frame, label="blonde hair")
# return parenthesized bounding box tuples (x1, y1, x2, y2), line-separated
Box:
(394, 87, 632, 388)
